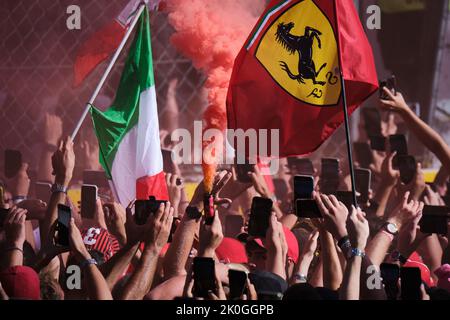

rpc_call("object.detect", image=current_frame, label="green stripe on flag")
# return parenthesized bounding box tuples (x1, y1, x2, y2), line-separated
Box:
(90, 8, 154, 179)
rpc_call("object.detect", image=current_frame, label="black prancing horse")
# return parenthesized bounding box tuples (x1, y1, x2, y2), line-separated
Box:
(275, 22, 327, 86)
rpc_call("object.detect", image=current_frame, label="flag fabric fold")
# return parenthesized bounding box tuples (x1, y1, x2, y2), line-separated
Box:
(90, 8, 168, 207)
(227, 0, 378, 158)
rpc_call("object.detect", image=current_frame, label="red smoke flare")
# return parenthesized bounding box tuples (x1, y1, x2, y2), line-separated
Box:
(164, 0, 265, 192)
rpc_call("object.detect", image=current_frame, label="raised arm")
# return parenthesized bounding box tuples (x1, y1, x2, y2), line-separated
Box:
(1, 207, 27, 269)
(380, 87, 450, 172)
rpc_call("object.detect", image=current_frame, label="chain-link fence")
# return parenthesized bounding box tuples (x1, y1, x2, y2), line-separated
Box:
(1, 0, 398, 184)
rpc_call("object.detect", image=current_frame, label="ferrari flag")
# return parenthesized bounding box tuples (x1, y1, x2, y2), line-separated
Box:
(227, 0, 378, 157)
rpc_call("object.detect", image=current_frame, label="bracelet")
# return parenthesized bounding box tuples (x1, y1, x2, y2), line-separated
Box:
(4, 246, 23, 254)
(51, 183, 67, 194)
(79, 258, 97, 269)
(348, 248, 365, 259)
(12, 196, 27, 204)
(292, 274, 307, 283)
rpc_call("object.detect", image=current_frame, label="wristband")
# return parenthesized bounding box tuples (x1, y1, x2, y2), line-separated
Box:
(4, 246, 23, 254)
(80, 258, 97, 269)
(292, 274, 307, 283)
(12, 196, 27, 204)
(337, 235, 351, 250)
(51, 183, 67, 194)
(348, 248, 365, 259)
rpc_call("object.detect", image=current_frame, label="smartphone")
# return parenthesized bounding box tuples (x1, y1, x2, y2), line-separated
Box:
(370, 135, 386, 152)
(248, 197, 273, 238)
(380, 263, 400, 300)
(228, 269, 248, 300)
(397, 155, 416, 185)
(419, 206, 450, 235)
(400, 267, 422, 300)
(320, 158, 340, 195)
(225, 215, 244, 238)
(204, 193, 215, 225)
(355, 168, 371, 203)
(389, 134, 408, 169)
(379, 75, 397, 100)
(81, 184, 98, 219)
(294, 175, 314, 200)
(362, 108, 382, 137)
(134, 196, 167, 225)
(273, 178, 288, 201)
(83, 170, 109, 189)
(161, 148, 176, 174)
(336, 191, 357, 211)
(4, 149, 22, 178)
(193, 257, 216, 298)
(35, 182, 52, 202)
(353, 142, 373, 169)
(55, 204, 71, 247)
(235, 162, 255, 183)
(0, 207, 9, 228)
(295, 199, 322, 218)
(287, 158, 314, 175)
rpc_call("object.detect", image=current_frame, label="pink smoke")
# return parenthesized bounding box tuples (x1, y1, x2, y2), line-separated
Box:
(164, 0, 266, 191)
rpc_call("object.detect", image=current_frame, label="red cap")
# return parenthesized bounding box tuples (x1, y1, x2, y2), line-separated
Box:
(404, 252, 434, 287)
(0, 266, 41, 300)
(215, 237, 248, 264)
(252, 226, 299, 263)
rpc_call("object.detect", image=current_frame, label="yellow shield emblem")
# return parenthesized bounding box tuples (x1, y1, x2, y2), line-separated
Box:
(255, 0, 341, 106)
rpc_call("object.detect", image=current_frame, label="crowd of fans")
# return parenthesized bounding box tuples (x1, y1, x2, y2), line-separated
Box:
(0, 86, 449, 301)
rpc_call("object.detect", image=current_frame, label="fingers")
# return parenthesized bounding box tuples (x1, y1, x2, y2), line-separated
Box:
(315, 193, 328, 216)
(213, 171, 232, 194)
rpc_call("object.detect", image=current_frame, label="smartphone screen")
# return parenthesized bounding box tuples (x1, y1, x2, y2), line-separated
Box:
(381, 263, 400, 300)
(228, 269, 247, 300)
(355, 169, 371, 203)
(353, 142, 373, 169)
(287, 158, 314, 175)
(389, 135, 408, 169)
(225, 215, 244, 238)
(420, 206, 450, 235)
(56, 204, 71, 247)
(235, 163, 255, 183)
(336, 191, 357, 212)
(134, 197, 167, 225)
(204, 194, 215, 225)
(320, 158, 339, 195)
(369, 135, 386, 152)
(0, 207, 9, 228)
(4, 149, 22, 178)
(295, 199, 322, 219)
(35, 182, 52, 202)
(81, 184, 98, 219)
(193, 257, 216, 298)
(362, 108, 382, 137)
(248, 197, 273, 238)
(398, 155, 416, 185)
(400, 267, 422, 300)
(294, 175, 314, 200)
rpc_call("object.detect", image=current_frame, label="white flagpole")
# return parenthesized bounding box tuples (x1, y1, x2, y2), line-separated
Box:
(71, 3, 146, 140)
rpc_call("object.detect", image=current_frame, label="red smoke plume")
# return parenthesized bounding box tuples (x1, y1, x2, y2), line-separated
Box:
(164, 0, 265, 192)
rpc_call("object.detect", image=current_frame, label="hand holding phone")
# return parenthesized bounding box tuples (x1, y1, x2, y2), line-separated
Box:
(320, 158, 340, 195)
(235, 163, 255, 183)
(81, 184, 98, 219)
(228, 269, 248, 300)
(134, 196, 167, 225)
(248, 197, 273, 238)
(397, 155, 416, 185)
(193, 257, 216, 298)
(293, 175, 314, 201)
(295, 199, 322, 218)
(355, 168, 371, 203)
(55, 204, 71, 247)
(419, 205, 450, 235)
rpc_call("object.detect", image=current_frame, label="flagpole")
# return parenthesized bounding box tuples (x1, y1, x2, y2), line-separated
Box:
(334, 0, 358, 207)
(71, 3, 146, 140)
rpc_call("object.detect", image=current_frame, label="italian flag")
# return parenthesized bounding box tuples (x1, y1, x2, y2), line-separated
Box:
(90, 8, 168, 206)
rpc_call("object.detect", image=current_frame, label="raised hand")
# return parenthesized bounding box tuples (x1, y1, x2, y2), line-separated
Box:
(68, 217, 91, 263)
(104, 202, 127, 245)
(7, 163, 30, 198)
(4, 207, 27, 248)
(51, 136, 75, 187)
(190, 171, 232, 209)
(397, 201, 429, 258)
(43, 113, 63, 147)
(17, 199, 47, 220)
(143, 202, 174, 250)
(315, 194, 349, 241)
(347, 206, 370, 250)
(198, 211, 223, 258)
(387, 191, 422, 229)
(379, 87, 409, 114)
(165, 173, 183, 213)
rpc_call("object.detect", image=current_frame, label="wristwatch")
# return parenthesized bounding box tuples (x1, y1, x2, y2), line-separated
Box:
(348, 248, 365, 259)
(382, 222, 399, 236)
(80, 258, 98, 269)
(186, 206, 202, 220)
(293, 274, 307, 283)
(337, 235, 351, 251)
(51, 183, 67, 194)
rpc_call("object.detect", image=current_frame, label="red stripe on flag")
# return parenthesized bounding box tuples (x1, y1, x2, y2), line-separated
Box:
(136, 171, 169, 201)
